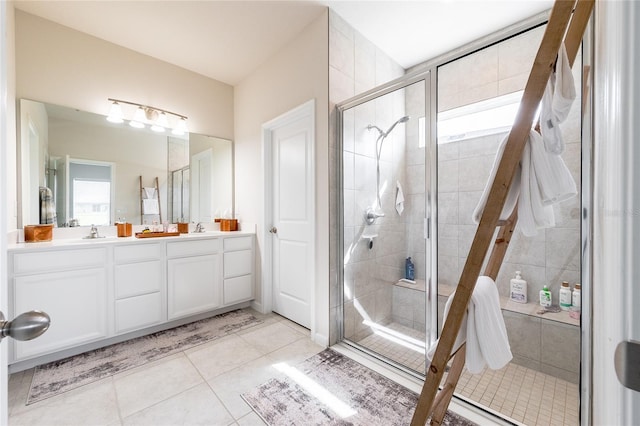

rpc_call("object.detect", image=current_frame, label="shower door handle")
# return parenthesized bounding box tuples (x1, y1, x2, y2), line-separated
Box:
(269, 226, 278, 234)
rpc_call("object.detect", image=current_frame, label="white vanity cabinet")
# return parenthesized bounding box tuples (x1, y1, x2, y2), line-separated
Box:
(11, 248, 109, 361)
(166, 238, 222, 320)
(222, 236, 254, 305)
(113, 243, 165, 334)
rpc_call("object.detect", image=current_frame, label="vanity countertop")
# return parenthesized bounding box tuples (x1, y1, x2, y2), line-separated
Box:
(8, 228, 255, 252)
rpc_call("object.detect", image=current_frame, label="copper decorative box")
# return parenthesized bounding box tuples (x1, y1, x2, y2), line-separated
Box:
(220, 219, 238, 232)
(177, 222, 189, 234)
(24, 224, 54, 242)
(117, 222, 132, 237)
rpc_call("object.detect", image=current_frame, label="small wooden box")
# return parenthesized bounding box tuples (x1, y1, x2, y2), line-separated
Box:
(220, 219, 238, 232)
(117, 222, 132, 237)
(177, 223, 189, 234)
(24, 224, 54, 242)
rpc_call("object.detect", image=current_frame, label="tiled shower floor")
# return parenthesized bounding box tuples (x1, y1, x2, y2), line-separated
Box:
(355, 322, 579, 426)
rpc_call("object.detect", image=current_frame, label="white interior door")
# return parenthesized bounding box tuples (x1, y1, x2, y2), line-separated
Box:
(190, 149, 214, 223)
(267, 100, 315, 329)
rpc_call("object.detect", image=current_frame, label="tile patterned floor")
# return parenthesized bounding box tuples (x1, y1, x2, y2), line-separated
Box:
(355, 322, 580, 426)
(8, 310, 322, 426)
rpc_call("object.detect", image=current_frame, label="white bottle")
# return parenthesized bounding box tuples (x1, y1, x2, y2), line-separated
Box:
(559, 281, 572, 310)
(510, 271, 527, 304)
(572, 283, 581, 312)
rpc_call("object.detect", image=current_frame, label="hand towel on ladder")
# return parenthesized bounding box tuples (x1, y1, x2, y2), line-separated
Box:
(142, 199, 160, 215)
(142, 187, 157, 200)
(427, 276, 512, 374)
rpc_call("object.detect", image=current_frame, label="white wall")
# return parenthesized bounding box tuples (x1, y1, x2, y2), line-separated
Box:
(234, 10, 329, 344)
(15, 10, 233, 140)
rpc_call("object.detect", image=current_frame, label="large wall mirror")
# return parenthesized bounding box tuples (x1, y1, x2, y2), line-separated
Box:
(18, 99, 234, 228)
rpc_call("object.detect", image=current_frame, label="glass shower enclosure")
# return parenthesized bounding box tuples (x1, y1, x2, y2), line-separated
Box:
(337, 71, 435, 375)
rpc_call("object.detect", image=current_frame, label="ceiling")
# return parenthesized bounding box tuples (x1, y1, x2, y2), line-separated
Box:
(13, 0, 553, 86)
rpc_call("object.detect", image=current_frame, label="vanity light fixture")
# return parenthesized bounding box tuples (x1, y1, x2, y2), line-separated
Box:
(106, 98, 188, 134)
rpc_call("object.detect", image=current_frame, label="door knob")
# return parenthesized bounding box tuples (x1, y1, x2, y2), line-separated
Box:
(269, 227, 278, 234)
(0, 310, 50, 342)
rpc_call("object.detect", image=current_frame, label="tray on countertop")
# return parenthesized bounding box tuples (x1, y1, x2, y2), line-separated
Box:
(134, 232, 181, 238)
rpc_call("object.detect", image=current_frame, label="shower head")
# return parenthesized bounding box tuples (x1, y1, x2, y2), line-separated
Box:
(367, 115, 410, 138)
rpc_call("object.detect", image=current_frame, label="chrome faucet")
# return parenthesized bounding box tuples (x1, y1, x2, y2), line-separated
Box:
(194, 222, 205, 233)
(89, 224, 99, 238)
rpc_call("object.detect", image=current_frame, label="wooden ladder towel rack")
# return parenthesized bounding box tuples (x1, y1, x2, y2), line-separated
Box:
(411, 1, 594, 424)
(139, 176, 162, 224)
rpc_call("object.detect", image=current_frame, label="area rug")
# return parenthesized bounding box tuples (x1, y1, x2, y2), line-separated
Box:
(27, 309, 262, 405)
(242, 348, 477, 426)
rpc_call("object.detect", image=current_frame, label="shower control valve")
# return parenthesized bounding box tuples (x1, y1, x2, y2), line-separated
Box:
(365, 207, 385, 225)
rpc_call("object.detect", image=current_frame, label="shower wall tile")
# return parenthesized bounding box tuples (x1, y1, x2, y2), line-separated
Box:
(438, 159, 459, 192)
(407, 193, 425, 225)
(354, 33, 376, 93)
(375, 285, 393, 323)
(406, 164, 425, 195)
(458, 133, 502, 159)
(503, 310, 542, 364)
(343, 300, 356, 339)
(458, 191, 481, 225)
(498, 73, 528, 96)
(354, 102, 377, 158)
(438, 237, 458, 258)
(354, 154, 376, 192)
(438, 254, 459, 287)
(459, 44, 498, 91)
(553, 198, 581, 229)
(438, 142, 459, 162)
(545, 267, 580, 292)
(343, 150, 355, 189)
(438, 93, 462, 113)
(504, 230, 546, 267)
(458, 155, 494, 192)
(329, 10, 354, 43)
(458, 82, 499, 108)
(545, 228, 581, 271)
(438, 223, 459, 240)
(342, 109, 355, 153)
(457, 224, 478, 257)
(329, 67, 354, 105)
(438, 192, 458, 224)
(330, 24, 354, 78)
(541, 321, 580, 373)
(497, 25, 544, 80)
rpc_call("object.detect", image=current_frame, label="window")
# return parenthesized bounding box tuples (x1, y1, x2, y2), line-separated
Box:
(68, 160, 113, 226)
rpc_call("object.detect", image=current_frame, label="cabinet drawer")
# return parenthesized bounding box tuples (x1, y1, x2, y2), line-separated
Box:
(223, 275, 253, 305)
(114, 260, 162, 299)
(223, 250, 252, 278)
(114, 243, 162, 264)
(115, 292, 163, 334)
(13, 248, 106, 275)
(223, 236, 252, 252)
(167, 239, 221, 258)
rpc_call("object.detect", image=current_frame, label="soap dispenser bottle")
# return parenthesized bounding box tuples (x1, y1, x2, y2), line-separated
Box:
(510, 271, 527, 303)
(539, 285, 552, 307)
(572, 283, 581, 312)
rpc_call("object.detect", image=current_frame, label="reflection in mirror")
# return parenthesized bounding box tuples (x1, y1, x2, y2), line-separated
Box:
(18, 99, 233, 228)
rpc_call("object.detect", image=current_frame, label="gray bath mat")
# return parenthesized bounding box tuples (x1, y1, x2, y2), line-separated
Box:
(242, 348, 477, 425)
(28, 309, 262, 405)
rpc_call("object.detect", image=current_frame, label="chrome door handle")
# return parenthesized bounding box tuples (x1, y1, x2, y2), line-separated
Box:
(0, 310, 51, 342)
(269, 227, 278, 234)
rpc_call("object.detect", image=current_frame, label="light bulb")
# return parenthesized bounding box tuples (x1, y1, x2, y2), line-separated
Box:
(151, 112, 168, 132)
(106, 101, 124, 123)
(172, 117, 188, 136)
(129, 106, 145, 128)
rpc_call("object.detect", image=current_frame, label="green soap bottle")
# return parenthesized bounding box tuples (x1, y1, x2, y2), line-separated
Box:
(539, 285, 552, 307)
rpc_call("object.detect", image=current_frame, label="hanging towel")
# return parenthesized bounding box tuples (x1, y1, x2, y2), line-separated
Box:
(39, 186, 57, 225)
(142, 199, 160, 215)
(473, 130, 576, 237)
(143, 187, 157, 200)
(540, 43, 576, 155)
(427, 276, 512, 374)
(395, 181, 405, 215)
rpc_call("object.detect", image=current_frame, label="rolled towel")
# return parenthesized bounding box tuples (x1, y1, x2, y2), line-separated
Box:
(427, 276, 512, 374)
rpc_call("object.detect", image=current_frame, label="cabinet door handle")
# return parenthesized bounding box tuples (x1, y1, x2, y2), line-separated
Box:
(269, 227, 278, 234)
(0, 310, 50, 342)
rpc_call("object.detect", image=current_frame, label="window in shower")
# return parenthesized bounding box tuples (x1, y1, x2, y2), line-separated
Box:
(339, 76, 433, 375)
(436, 24, 582, 425)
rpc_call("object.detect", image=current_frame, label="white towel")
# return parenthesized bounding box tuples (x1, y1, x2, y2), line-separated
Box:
(540, 43, 576, 155)
(142, 198, 160, 215)
(395, 181, 405, 215)
(427, 276, 512, 374)
(143, 187, 157, 200)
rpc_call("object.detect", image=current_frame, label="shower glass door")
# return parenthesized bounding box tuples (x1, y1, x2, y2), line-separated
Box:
(338, 72, 435, 375)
